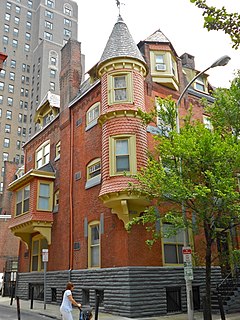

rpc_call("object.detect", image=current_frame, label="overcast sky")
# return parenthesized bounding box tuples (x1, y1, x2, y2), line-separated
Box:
(77, 0, 239, 88)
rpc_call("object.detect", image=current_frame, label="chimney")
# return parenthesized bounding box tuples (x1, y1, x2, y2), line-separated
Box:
(180, 53, 195, 70)
(60, 40, 82, 111)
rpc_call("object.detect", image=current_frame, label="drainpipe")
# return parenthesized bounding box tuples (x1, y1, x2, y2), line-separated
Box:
(69, 110, 74, 270)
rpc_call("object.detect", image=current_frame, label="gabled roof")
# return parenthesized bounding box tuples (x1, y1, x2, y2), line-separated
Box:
(144, 29, 170, 43)
(98, 15, 146, 67)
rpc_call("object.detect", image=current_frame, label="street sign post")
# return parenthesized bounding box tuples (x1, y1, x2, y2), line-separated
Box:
(42, 249, 48, 310)
(183, 247, 193, 281)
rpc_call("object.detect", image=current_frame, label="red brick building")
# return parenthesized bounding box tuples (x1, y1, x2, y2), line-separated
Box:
(4, 17, 233, 316)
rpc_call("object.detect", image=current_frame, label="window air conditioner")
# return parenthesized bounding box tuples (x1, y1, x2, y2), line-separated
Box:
(156, 63, 166, 71)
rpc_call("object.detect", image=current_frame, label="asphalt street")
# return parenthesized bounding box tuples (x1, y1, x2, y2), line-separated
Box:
(0, 304, 53, 319)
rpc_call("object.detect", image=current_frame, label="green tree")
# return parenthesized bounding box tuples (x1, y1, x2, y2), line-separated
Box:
(190, 0, 240, 49)
(128, 77, 240, 319)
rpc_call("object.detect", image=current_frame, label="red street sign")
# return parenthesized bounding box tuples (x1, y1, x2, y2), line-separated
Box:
(182, 247, 192, 254)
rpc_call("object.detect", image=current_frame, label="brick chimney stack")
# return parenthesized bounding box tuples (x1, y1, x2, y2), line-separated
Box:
(60, 40, 82, 111)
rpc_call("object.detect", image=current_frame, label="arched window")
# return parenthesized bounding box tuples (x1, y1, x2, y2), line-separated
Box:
(63, 3, 72, 16)
(86, 102, 100, 130)
(49, 50, 58, 69)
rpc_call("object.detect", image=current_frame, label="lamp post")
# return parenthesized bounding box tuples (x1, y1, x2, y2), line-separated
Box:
(176, 55, 231, 320)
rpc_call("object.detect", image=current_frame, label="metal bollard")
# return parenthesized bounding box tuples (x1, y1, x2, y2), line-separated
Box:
(16, 296, 21, 320)
(30, 286, 34, 309)
(95, 293, 100, 320)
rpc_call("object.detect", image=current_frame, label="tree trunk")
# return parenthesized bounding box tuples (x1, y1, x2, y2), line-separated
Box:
(204, 221, 213, 320)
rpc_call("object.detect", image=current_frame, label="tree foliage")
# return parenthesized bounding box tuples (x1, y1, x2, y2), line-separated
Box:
(128, 73, 240, 319)
(190, 0, 240, 49)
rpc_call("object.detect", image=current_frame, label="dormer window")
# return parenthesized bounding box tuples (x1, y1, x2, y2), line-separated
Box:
(195, 76, 206, 92)
(155, 54, 166, 71)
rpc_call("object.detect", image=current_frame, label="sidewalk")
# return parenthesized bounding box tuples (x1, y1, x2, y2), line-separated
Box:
(0, 296, 240, 320)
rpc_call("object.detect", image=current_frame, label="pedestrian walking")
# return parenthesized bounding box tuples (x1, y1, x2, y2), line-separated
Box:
(60, 282, 81, 320)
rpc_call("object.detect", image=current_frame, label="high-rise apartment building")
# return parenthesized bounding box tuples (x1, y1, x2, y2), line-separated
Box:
(0, 0, 78, 193)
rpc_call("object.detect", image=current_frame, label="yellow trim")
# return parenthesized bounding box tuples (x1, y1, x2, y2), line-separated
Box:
(98, 109, 141, 126)
(97, 57, 147, 78)
(150, 51, 179, 90)
(8, 169, 55, 191)
(108, 71, 133, 105)
(10, 220, 53, 246)
(109, 134, 136, 176)
(88, 220, 100, 269)
(31, 234, 48, 272)
(37, 180, 53, 212)
(15, 184, 30, 217)
(99, 190, 149, 225)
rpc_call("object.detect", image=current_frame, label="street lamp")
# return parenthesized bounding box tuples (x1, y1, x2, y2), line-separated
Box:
(176, 54, 231, 320)
(176, 55, 231, 133)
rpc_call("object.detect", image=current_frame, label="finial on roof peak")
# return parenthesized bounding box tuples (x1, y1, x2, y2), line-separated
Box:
(115, 0, 125, 17)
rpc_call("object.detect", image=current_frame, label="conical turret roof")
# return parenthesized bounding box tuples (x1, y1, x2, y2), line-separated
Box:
(98, 15, 146, 67)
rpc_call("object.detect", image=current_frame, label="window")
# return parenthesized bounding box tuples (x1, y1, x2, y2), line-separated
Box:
(4, 24, 10, 33)
(45, 20, 53, 29)
(53, 189, 59, 211)
(22, 128, 26, 137)
(55, 141, 60, 159)
(45, 0, 55, 8)
(28, 0, 33, 8)
(0, 82, 5, 91)
(49, 50, 58, 67)
(109, 135, 137, 175)
(17, 127, 21, 136)
(6, 2, 12, 10)
(50, 69, 56, 78)
(64, 18, 72, 27)
(162, 224, 185, 264)
(13, 28, 19, 36)
(203, 115, 213, 131)
(8, 84, 14, 93)
(45, 10, 54, 19)
(9, 71, 15, 80)
(31, 236, 48, 271)
(12, 39, 18, 47)
(16, 185, 30, 216)
(64, 4, 72, 16)
(86, 103, 100, 130)
(44, 32, 53, 41)
(3, 35, 9, 44)
(4, 138, 10, 148)
(37, 182, 53, 211)
(50, 81, 55, 91)
(0, 182, 3, 193)
(7, 97, 13, 106)
(195, 76, 205, 92)
(85, 159, 101, 189)
(26, 21, 31, 29)
(27, 11, 32, 19)
(0, 96, 3, 104)
(16, 140, 21, 150)
(108, 72, 133, 104)
(25, 32, 31, 41)
(15, 6, 21, 14)
(3, 152, 9, 161)
(25, 43, 30, 52)
(5, 124, 11, 133)
(64, 29, 71, 37)
(5, 13, 11, 21)
(36, 141, 50, 169)
(1, 167, 5, 177)
(88, 222, 100, 268)
(155, 54, 166, 71)
(0, 70, 6, 78)
(18, 113, 23, 122)
(0, 108, 2, 116)
(6, 110, 12, 119)
(14, 16, 20, 24)
(11, 60, 16, 68)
